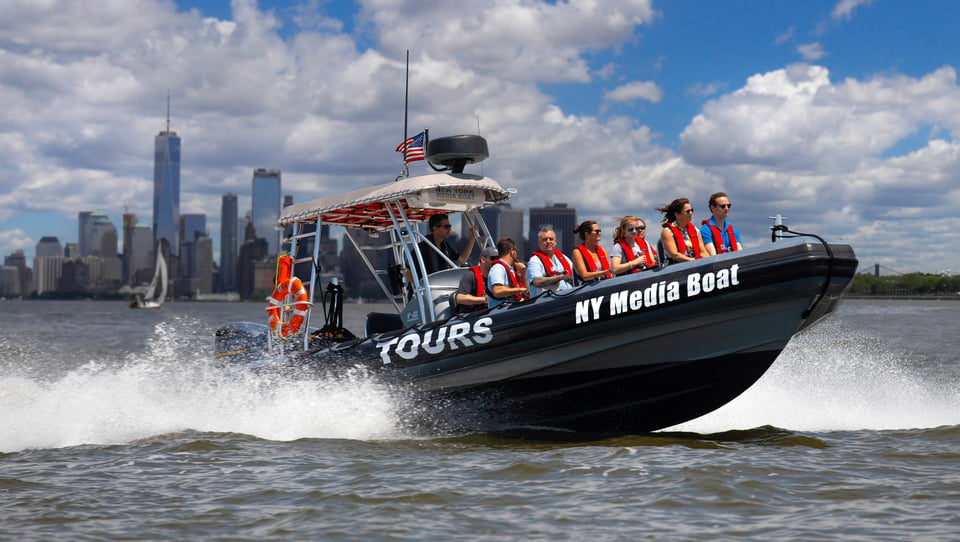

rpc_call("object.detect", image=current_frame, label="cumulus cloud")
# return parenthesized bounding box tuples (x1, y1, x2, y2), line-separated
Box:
(797, 42, 826, 61)
(603, 81, 663, 103)
(832, 0, 875, 21)
(679, 63, 960, 268)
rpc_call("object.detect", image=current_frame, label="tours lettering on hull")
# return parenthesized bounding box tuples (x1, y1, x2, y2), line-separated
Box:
(376, 317, 493, 364)
(576, 264, 740, 324)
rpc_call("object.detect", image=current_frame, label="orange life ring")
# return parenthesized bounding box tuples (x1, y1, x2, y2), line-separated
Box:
(267, 277, 310, 337)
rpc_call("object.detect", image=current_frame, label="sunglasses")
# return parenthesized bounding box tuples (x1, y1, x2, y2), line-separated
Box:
(683, 209, 694, 214)
(713, 204, 732, 209)
(626, 226, 646, 232)
(435, 224, 452, 229)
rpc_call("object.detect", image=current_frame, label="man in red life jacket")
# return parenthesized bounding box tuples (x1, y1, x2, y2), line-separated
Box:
(527, 227, 574, 297)
(451, 246, 498, 315)
(487, 238, 529, 308)
(701, 192, 743, 256)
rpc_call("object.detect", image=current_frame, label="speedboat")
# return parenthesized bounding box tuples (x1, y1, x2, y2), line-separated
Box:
(215, 134, 859, 436)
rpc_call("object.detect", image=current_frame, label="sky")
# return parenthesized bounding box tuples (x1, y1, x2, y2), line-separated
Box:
(1, 0, 958, 275)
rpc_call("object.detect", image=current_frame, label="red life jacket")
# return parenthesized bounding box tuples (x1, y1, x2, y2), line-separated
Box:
(491, 259, 525, 301)
(471, 266, 485, 297)
(457, 265, 487, 313)
(701, 220, 739, 253)
(574, 244, 613, 279)
(637, 238, 657, 268)
(664, 222, 702, 259)
(531, 250, 573, 278)
(614, 239, 656, 274)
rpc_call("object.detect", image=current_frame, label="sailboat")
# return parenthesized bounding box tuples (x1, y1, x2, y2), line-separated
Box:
(131, 244, 168, 309)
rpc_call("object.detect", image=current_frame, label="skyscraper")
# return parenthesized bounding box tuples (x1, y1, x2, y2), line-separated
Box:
(153, 98, 181, 258)
(252, 168, 281, 256)
(86, 211, 118, 258)
(78, 211, 92, 256)
(219, 192, 238, 292)
(529, 203, 578, 255)
(33, 236, 64, 295)
(179, 213, 206, 245)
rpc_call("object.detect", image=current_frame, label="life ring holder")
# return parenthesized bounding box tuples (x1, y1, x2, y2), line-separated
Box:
(266, 277, 313, 338)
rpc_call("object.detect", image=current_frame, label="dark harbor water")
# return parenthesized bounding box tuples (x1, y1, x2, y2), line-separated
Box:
(1, 299, 958, 540)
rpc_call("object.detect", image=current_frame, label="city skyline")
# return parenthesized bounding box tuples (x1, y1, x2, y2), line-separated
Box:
(2, 2, 960, 275)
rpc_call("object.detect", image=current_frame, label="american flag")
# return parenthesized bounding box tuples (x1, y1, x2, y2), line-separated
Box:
(395, 131, 426, 164)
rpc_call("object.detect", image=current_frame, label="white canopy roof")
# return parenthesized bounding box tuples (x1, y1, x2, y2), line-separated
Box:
(278, 172, 511, 231)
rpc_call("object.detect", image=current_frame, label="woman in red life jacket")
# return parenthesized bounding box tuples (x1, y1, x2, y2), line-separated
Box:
(610, 215, 658, 275)
(658, 198, 707, 265)
(571, 220, 613, 281)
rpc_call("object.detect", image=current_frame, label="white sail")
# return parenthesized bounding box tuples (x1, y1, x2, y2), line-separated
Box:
(134, 243, 166, 309)
(155, 252, 168, 304)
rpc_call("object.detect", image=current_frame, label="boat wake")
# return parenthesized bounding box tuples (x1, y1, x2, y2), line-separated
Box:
(2, 313, 957, 453)
(669, 315, 960, 434)
(0, 322, 404, 453)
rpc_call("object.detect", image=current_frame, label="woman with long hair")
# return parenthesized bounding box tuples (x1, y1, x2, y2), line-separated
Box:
(571, 220, 613, 281)
(610, 215, 658, 275)
(657, 198, 706, 264)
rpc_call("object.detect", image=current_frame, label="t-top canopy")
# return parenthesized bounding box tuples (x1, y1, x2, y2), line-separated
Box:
(278, 172, 511, 231)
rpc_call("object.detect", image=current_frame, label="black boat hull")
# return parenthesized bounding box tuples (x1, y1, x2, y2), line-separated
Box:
(217, 236, 857, 435)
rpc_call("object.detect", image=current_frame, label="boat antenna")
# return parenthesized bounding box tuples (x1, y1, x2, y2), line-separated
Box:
(476, 114, 483, 176)
(401, 50, 410, 179)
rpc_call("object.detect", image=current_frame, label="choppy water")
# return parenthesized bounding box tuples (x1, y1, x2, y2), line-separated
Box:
(1, 299, 958, 540)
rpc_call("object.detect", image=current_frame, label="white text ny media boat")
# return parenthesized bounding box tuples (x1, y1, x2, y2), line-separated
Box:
(215, 135, 859, 436)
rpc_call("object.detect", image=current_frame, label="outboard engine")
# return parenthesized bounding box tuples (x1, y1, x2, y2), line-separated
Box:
(427, 135, 489, 174)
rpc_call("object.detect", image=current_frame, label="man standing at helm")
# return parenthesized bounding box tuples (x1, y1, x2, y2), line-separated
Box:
(701, 192, 743, 256)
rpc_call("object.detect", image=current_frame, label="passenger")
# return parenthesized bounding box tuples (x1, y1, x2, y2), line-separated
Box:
(610, 215, 658, 275)
(571, 220, 613, 281)
(527, 227, 575, 297)
(701, 191, 742, 255)
(451, 246, 498, 314)
(417, 214, 476, 275)
(658, 198, 707, 264)
(486, 238, 530, 308)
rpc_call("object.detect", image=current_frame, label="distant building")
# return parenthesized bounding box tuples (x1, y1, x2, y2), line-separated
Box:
(480, 203, 525, 255)
(529, 203, 578, 256)
(78, 211, 122, 289)
(0, 265, 18, 296)
(180, 213, 206, 245)
(237, 220, 269, 299)
(252, 168, 281, 256)
(154, 100, 181, 258)
(78, 211, 92, 256)
(122, 212, 137, 283)
(33, 236, 64, 294)
(128, 223, 154, 286)
(219, 193, 239, 292)
(194, 236, 214, 295)
(4, 250, 30, 295)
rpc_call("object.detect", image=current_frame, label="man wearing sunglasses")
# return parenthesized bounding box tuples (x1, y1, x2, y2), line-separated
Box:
(417, 213, 477, 275)
(701, 192, 742, 256)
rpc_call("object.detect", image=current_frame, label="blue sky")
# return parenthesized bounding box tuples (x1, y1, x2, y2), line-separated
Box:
(1, 0, 959, 275)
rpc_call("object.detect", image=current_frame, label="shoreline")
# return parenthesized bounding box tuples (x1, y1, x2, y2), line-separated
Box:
(845, 295, 960, 301)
